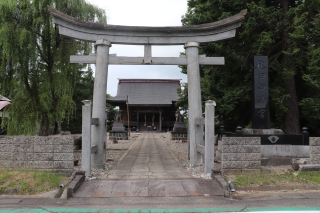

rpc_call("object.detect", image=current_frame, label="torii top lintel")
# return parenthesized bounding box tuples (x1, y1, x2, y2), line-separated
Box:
(48, 6, 246, 45)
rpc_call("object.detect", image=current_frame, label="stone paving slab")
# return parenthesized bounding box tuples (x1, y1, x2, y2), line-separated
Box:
(76, 179, 222, 197)
(182, 181, 203, 196)
(111, 181, 131, 197)
(148, 181, 166, 197)
(92, 181, 116, 198)
(165, 181, 187, 197)
(74, 181, 98, 198)
(129, 181, 148, 196)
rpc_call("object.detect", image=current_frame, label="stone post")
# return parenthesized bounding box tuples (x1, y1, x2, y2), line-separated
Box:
(185, 41, 202, 166)
(82, 100, 92, 176)
(205, 100, 216, 174)
(91, 39, 111, 169)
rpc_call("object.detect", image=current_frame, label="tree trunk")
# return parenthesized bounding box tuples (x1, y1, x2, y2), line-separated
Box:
(39, 115, 50, 136)
(284, 75, 300, 133)
(280, 0, 300, 134)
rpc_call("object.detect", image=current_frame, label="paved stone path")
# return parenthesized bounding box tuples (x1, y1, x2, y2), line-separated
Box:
(74, 133, 223, 197)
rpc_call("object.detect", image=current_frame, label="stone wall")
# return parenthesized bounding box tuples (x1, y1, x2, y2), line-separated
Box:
(171, 132, 187, 141)
(310, 137, 320, 164)
(0, 135, 74, 176)
(222, 137, 261, 175)
(261, 145, 309, 158)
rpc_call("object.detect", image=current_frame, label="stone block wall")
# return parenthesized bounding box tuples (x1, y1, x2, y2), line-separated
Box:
(310, 137, 320, 164)
(171, 132, 187, 141)
(222, 137, 261, 175)
(0, 135, 74, 176)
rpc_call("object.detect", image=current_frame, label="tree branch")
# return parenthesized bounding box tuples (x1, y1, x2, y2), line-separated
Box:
(35, 42, 49, 65)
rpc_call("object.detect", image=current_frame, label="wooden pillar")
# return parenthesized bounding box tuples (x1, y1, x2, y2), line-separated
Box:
(137, 111, 140, 131)
(159, 110, 162, 132)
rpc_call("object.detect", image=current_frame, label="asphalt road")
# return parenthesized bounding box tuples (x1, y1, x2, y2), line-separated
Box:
(0, 190, 320, 212)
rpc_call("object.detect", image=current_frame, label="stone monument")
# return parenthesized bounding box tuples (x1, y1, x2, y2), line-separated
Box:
(243, 55, 284, 137)
(172, 111, 187, 141)
(235, 56, 307, 145)
(109, 110, 128, 140)
(253, 55, 269, 129)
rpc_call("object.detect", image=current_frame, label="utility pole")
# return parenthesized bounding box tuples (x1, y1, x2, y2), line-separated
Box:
(127, 95, 130, 136)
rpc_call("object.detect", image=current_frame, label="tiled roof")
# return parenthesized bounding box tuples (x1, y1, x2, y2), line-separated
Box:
(107, 79, 181, 105)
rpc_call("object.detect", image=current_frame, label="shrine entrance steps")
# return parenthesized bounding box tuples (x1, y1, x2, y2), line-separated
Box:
(74, 133, 223, 198)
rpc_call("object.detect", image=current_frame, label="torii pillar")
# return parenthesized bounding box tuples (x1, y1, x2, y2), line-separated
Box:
(185, 41, 202, 165)
(91, 39, 111, 169)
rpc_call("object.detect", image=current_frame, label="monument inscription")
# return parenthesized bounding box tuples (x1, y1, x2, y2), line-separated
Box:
(253, 56, 269, 129)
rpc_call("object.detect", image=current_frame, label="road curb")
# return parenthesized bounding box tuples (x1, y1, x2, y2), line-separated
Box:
(211, 170, 230, 198)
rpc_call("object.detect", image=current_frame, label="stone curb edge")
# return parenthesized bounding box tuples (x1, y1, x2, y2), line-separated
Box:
(211, 171, 230, 198)
(66, 171, 85, 199)
(235, 183, 320, 192)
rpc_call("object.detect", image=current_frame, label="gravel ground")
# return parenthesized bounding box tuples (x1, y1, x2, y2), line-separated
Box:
(261, 165, 294, 174)
(74, 133, 139, 179)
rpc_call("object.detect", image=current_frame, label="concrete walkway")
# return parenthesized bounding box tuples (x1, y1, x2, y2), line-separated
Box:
(74, 133, 223, 197)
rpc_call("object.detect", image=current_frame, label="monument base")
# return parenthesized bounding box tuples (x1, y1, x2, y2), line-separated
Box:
(91, 163, 106, 169)
(171, 122, 187, 141)
(171, 132, 188, 141)
(109, 131, 128, 140)
(173, 122, 187, 133)
(242, 128, 284, 135)
(112, 123, 126, 131)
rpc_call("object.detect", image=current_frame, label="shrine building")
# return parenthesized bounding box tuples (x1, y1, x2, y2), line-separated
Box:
(106, 79, 181, 132)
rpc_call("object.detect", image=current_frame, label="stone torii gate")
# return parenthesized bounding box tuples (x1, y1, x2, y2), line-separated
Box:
(48, 6, 246, 172)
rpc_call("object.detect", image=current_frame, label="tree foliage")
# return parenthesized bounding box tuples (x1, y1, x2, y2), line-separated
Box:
(177, 0, 320, 134)
(61, 66, 93, 134)
(61, 67, 117, 133)
(0, 0, 106, 135)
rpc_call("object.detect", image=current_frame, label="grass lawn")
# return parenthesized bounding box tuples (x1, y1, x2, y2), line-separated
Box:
(228, 171, 320, 187)
(0, 169, 68, 195)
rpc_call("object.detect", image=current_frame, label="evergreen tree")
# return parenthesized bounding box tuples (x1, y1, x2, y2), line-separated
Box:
(0, 0, 107, 135)
(178, 0, 320, 134)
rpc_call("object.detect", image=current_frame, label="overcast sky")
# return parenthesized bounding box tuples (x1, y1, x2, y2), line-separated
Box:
(85, 0, 189, 96)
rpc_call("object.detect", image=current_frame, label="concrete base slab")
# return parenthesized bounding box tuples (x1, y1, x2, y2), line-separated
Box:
(299, 164, 320, 172)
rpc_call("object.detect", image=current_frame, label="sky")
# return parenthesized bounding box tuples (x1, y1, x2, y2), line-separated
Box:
(85, 0, 189, 96)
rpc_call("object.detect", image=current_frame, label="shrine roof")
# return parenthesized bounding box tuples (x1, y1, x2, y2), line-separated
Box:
(107, 79, 181, 106)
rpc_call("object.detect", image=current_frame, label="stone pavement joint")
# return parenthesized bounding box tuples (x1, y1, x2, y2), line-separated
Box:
(74, 133, 223, 197)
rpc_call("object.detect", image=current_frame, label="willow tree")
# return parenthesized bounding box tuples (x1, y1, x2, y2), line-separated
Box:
(0, 0, 106, 135)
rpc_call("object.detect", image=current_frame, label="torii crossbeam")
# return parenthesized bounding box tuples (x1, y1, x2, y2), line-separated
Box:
(48, 6, 246, 174)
